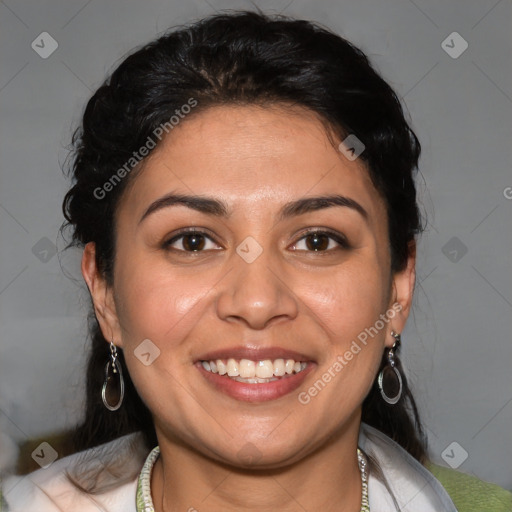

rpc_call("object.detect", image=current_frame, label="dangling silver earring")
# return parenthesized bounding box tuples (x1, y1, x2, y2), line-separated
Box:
(101, 339, 125, 411)
(377, 331, 403, 405)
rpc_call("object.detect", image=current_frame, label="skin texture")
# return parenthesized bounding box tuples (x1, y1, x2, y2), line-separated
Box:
(82, 104, 416, 512)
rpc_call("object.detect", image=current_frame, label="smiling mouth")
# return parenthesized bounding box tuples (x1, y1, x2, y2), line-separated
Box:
(200, 358, 308, 384)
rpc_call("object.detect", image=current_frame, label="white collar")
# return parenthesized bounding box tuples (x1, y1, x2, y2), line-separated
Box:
(359, 423, 457, 511)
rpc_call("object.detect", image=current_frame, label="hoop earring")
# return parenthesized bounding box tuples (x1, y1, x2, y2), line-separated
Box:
(101, 339, 125, 411)
(377, 331, 403, 405)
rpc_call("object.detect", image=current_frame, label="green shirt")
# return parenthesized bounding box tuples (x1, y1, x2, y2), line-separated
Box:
(428, 462, 512, 512)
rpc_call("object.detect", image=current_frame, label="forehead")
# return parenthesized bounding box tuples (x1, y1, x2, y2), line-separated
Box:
(118, 104, 387, 225)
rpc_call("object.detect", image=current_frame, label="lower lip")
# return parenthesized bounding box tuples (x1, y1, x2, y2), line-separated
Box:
(196, 362, 316, 402)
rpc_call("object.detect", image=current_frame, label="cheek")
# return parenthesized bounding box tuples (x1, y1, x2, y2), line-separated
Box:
(299, 261, 389, 339)
(295, 265, 388, 419)
(112, 277, 182, 380)
(112, 262, 211, 420)
(114, 260, 211, 340)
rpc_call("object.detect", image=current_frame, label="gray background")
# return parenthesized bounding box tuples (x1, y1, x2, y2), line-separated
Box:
(1, 0, 511, 489)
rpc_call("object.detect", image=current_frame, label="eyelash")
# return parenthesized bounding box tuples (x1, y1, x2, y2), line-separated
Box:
(163, 227, 350, 253)
(163, 227, 220, 253)
(291, 228, 350, 252)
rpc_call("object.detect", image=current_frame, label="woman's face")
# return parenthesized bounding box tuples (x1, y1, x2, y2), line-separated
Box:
(85, 104, 414, 467)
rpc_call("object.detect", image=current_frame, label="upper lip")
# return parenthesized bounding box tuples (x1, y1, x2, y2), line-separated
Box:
(195, 345, 315, 362)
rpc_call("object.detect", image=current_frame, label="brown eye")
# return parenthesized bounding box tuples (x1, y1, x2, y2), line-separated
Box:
(165, 230, 221, 252)
(291, 230, 349, 252)
(305, 233, 330, 251)
(182, 233, 206, 251)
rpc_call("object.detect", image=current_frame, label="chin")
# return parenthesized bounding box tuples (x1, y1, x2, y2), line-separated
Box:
(206, 434, 309, 470)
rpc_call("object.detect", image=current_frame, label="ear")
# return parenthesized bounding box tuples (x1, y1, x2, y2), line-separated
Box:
(385, 240, 416, 348)
(81, 242, 123, 346)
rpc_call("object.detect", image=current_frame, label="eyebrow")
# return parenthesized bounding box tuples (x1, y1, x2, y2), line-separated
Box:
(139, 194, 228, 224)
(278, 195, 368, 222)
(139, 193, 368, 224)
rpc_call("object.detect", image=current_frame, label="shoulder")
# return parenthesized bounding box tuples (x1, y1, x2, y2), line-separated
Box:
(359, 423, 511, 512)
(2, 432, 150, 512)
(427, 462, 512, 512)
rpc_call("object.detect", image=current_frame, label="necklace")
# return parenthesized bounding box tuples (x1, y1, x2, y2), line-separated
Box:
(137, 446, 370, 511)
(357, 447, 370, 511)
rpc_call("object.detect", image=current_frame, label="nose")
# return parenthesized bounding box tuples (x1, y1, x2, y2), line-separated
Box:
(215, 249, 299, 330)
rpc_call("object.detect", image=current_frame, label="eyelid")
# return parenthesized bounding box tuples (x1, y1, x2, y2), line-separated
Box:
(162, 227, 349, 253)
(163, 227, 223, 250)
(289, 228, 350, 250)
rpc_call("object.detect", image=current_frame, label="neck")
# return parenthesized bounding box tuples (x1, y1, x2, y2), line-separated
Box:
(151, 416, 363, 512)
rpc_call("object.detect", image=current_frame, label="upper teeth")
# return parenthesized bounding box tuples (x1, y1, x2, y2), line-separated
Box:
(201, 358, 307, 379)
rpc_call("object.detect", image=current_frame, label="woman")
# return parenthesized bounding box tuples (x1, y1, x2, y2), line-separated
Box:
(3, 10, 511, 512)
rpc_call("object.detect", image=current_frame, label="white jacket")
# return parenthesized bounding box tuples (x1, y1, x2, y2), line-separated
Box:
(3, 423, 458, 511)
